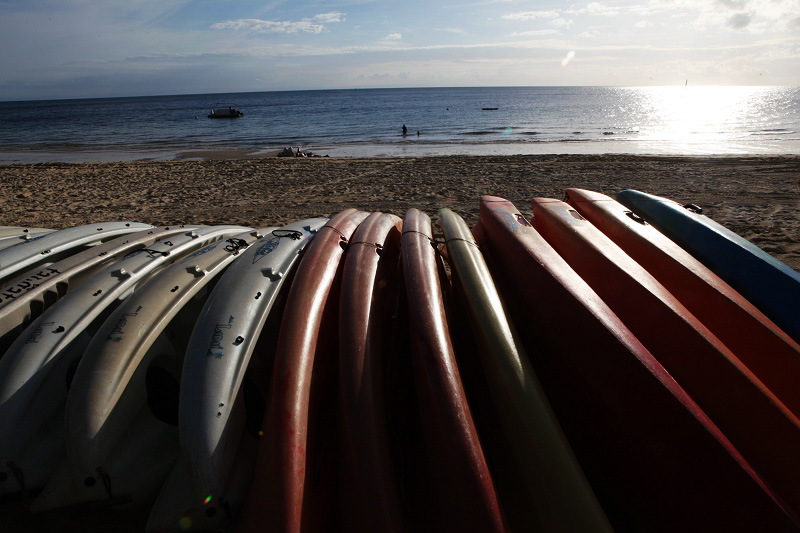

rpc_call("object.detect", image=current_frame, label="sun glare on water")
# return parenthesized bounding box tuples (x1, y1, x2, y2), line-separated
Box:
(627, 86, 791, 154)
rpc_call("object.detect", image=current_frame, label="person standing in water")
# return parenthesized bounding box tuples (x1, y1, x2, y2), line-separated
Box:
(402, 124, 408, 136)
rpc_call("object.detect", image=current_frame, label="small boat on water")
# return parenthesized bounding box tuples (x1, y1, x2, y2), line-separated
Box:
(208, 106, 244, 118)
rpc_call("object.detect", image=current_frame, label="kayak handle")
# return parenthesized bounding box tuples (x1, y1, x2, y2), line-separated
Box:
(625, 211, 647, 225)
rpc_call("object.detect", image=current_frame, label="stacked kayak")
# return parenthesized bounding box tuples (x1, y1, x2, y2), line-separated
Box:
(0, 191, 798, 532)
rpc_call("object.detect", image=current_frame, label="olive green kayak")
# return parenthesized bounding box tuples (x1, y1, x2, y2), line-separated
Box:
(437, 207, 611, 533)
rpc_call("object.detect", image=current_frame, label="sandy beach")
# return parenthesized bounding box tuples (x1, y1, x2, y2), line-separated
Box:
(1, 154, 798, 271)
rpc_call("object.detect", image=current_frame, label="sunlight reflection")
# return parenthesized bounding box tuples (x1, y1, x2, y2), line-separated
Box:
(632, 86, 777, 151)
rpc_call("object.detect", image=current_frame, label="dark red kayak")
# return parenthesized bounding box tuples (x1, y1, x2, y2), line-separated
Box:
(400, 208, 506, 533)
(338, 212, 404, 532)
(475, 195, 799, 531)
(530, 196, 800, 520)
(235, 208, 368, 533)
(565, 187, 800, 418)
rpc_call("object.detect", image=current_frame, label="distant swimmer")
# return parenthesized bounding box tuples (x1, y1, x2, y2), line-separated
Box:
(417, 131, 420, 136)
(402, 124, 408, 136)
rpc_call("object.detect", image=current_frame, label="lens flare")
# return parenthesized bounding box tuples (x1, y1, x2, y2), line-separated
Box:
(178, 517, 192, 530)
(204, 495, 213, 505)
(561, 50, 576, 67)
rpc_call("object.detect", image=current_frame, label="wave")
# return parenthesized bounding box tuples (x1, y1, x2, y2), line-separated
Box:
(750, 129, 796, 136)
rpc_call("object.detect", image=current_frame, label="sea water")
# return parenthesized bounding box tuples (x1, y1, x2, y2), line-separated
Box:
(1, 86, 798, 163)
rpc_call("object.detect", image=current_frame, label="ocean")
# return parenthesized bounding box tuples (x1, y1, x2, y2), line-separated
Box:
(1, 86, 799, 163)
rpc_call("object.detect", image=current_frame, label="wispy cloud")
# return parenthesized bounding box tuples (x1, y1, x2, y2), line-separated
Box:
(313, 12, 346, 24)
(211, 12, 345, 34)
(501, 11, 560, 21)
(511, 29, 559, 36)
(578, 3, 621, 16)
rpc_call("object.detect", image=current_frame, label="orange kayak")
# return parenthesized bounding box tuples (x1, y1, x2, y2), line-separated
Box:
(565, 187, 800, 418)
(476, 195, 799, 530)
(235, 208, 368, 533)
(530, 196, 800, 520)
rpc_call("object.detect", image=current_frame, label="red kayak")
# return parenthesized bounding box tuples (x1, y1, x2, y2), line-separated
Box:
(530, 196, 800, 519)
(475, 195, 799, 531)
(235, 208, 368, 533)
(400, 208, 506, 533)
(338, 212, 404, 532)
(565, 188, 800, 418)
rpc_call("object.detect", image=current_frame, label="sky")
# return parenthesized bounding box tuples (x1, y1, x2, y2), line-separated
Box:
(1, 0, 798, 100)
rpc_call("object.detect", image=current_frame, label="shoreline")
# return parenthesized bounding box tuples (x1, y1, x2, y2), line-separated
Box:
(1, 154, 798, 271)
(3, 136, 800, 164)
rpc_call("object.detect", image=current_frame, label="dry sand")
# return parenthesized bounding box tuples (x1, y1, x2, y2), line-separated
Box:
(1, 154, 798, 270)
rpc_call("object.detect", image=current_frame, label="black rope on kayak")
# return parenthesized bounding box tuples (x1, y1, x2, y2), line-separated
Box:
(683, 203, 703, 214)
(319, 225, 348, 242)
(140, 248, 170, 257)
(349, 241, 383, 249)
(445, 237, 480, 249)
(224, 238, 249, 254)
(349, 241, 384, 256)
(272, 229, 303, 240)
(401, 229, 434, 243)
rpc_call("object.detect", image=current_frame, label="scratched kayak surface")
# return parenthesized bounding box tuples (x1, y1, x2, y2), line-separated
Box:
(33, 229, 269, 513)
(0, 225, 249, 497)
(148, 219, 327, 533)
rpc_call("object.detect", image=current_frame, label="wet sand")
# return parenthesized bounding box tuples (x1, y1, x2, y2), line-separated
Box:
(1, 154, 798, 270)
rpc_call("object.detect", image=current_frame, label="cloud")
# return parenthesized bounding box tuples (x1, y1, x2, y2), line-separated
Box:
(211, 19, 323, 34)
(634, 20, 653, 28)
(211, 12, 345, 35)
(550, 18, 574, 29)
(583, 3, 621, 16)
(385, 33, 402, 40)
(727, 12, 753, 28)
(716, 0, 748, 9)
(502, 11, 560, 21)
(511, 29, 559, 36)
(313, 12, 346, 24)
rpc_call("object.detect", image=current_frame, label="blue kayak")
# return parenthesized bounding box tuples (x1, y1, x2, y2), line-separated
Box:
(618, 189, 800, 345)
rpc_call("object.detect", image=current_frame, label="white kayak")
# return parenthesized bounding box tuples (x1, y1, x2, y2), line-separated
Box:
(0, 225, 199, 358)
(0, 227, 52, 239)
(147, 218, 327, 532)
(0, 225, 250, 496)
(33, 228, 270, 512)
(0, 229, 54, 251)
(0, 222, 153, 288)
